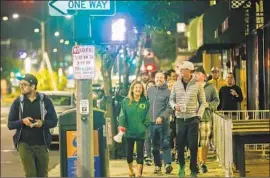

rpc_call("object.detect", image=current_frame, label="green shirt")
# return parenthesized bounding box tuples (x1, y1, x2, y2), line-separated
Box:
(118, 97, 150, 139)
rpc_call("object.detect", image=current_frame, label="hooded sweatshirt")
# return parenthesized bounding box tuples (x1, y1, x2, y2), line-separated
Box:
(170, 75, 207, 119)
(118, 97, 150, 139)
(202, 82, 220, 122)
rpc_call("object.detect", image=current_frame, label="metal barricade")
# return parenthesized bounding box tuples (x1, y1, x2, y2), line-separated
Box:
(216, 110, 270, 158)
(213, 112, 233, 177)
(216, 110, 270, 121)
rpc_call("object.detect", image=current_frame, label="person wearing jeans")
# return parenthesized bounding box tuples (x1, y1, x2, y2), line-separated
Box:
(147, 71, 173, 174)
(150, 120, 172, 172)
(144, 80, 155, 166)
(170, 61, 206, 177)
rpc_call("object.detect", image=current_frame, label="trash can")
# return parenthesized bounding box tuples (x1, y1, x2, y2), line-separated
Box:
(59, 108, 108, 177)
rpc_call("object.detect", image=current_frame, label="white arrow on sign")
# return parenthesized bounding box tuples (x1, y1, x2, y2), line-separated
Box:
(49, 0, 111, 15)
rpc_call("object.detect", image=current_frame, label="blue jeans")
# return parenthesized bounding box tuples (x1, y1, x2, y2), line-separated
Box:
(150, 122, 172, 167)
(144, 129, 152, 158)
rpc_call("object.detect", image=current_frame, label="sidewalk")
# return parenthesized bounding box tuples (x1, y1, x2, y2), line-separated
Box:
(48, 153, 270, 177)
(48, 153, 226, 177)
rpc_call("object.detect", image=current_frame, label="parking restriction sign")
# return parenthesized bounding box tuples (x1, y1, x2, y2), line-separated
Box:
(72, 45, 95, 79)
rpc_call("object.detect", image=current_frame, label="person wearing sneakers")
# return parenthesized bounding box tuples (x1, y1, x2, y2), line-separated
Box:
(195, 67, 220, 173)
(118, 81, 150, 177)
(144, 80, 155, 166)
(166, 69, 178, 163)
(170, 61, 207, 177)
(147, 71, 173, 174)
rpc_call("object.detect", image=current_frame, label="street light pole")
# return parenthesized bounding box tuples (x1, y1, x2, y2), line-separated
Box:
(10, 12, 58, 90)
(41, 21, 45, 64)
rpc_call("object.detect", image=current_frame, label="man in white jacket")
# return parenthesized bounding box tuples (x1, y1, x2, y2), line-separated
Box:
(170, 61, 206, 177)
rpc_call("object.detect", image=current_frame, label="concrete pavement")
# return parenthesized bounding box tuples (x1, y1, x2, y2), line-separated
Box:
(49, 153, 226, 177)
(1, 115, 60, 177)
(48, 152, 270, 177)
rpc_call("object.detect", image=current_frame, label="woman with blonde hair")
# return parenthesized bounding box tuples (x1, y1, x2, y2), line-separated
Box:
(118, 81, 150, 177)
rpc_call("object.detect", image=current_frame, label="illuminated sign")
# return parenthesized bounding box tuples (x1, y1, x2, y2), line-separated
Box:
(111, 18, 127, 42)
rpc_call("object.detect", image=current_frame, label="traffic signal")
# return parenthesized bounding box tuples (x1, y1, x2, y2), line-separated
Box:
(146, 64, 154, 72)
(22, 0, 35, 8)
(22, 0, 34, 3)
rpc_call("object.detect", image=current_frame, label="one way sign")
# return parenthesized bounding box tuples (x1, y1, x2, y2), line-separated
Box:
(49, 0, 116, 16)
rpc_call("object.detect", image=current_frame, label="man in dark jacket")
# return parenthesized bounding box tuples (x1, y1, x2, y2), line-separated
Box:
(219, 72, 243, 110)
(147, 71, 173, 174)
(7, 73, 57, 177)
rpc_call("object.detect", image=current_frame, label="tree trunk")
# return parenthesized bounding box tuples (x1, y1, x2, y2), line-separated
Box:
(123, 57, 130, 94)
(135, 34, 146, 78)
(101, 53, 117, 158)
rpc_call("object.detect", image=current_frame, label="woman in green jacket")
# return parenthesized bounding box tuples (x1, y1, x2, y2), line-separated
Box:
(118, 81, 150, 177)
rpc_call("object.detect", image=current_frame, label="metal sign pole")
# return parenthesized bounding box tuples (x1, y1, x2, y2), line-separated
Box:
(76, 79, 94, 177)
(74, 15, 94, 177)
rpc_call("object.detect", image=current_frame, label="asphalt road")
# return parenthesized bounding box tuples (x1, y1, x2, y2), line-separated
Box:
(1, 107, 60, 177)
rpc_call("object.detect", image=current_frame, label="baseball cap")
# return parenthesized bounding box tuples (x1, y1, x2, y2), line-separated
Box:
(18, 73, 38, 86)
(211, 67, 220, 72)
(195, 66, 207, 75)
(180, 61, 194, 71)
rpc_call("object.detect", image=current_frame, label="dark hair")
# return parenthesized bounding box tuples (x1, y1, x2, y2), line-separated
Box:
(155, 70, 167, 80)
(166, 69, 176, 77)
(195, 66, 207, 75)
(146, 80, 155, 89)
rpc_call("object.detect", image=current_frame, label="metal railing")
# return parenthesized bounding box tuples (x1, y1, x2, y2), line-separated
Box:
(213, 112, 233, 177)
(216, 110, 270, 120)
(216, 110, 270, 158)
(212, 110, 270, 177)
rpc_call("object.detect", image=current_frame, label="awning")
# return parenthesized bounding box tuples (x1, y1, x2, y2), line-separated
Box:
(197, 43, 239, 54)
(189, 55, 202, 63)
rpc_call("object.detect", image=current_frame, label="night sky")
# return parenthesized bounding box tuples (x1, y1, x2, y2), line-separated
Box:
(1, 1, 210, 51)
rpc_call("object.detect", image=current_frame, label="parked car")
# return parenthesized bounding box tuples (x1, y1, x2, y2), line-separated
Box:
(43, 90, 100, 148)
(42, 91, 75, 145)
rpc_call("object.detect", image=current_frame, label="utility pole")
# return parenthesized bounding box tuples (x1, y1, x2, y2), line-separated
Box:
(117, 53, 121, 85)
(74, 15, 94, 178)
(41, 21, 45, 64)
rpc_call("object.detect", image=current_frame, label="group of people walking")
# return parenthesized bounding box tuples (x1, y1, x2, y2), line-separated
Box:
(117, 60, 243, 177)
(6, 61, 243, 177)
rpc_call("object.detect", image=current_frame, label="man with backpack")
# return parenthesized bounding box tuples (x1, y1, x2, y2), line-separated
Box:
(7, 73, 57, 177)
